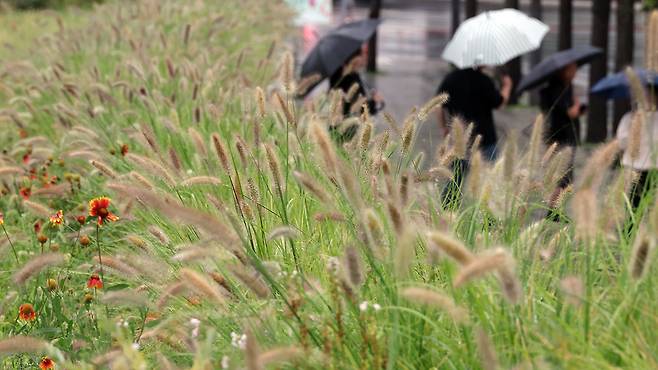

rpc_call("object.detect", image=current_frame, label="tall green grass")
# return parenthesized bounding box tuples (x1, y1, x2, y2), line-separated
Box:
(0, 0, 656, 369)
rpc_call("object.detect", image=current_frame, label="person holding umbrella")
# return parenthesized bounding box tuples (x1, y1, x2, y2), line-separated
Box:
(516, 46, 603, 218)
(538, 62, 584, 187)
(300, 19, 385, 143)
(437, 9, 548, 208)
(329, 43, 384, 120)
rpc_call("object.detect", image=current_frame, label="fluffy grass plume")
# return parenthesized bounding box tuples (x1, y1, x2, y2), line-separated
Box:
(14, 253, 66, 285)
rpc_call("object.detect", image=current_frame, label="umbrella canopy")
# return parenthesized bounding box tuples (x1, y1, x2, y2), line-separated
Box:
(300, 19, 380, 95)
(516, 46, 603, 93)
(441, 8, 548, 69)
(591, 68, 658, 99)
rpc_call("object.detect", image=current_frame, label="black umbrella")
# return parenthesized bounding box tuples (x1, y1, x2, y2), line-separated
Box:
(300, 19, 381, 96)
(516, 46, 603, 93)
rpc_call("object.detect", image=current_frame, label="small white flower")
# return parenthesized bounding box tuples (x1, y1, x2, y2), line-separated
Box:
(231, 332, 247, 349)
(221, 355, 230, 369)
(359, 301, 369, 312)
(190, 318, 201, 327)
(131, 342, 140, 350)
(372, 303, 381, 311)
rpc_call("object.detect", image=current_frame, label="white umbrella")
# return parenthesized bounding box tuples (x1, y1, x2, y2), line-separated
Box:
(441, 8, 549, 69)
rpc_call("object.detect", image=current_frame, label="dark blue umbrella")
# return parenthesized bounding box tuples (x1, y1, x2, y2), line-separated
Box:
(300, 19, 381, 96)
(590, 68, 658, 99)
(516, 46, 603, 93)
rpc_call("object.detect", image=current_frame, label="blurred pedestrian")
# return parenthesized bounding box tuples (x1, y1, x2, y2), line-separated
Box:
(436, 66, 512, 161)
(329, 43, 385, 142)
(436, 66, 511, 209)
(616, 93, 658, 213)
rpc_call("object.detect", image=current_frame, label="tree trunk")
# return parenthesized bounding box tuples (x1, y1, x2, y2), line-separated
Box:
(613, 0, 635, 131)
(586, 0, 611, 143)
(558, 0, 572, 50)
(367, 0, 382, 72)
(504, 0, 521, 104)
(529, 0, 543, 104)
(451, 0, 461, 35)
(465, 0, 477, 19)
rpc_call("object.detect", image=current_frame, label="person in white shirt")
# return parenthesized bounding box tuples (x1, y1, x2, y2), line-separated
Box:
(616, 98, 658, 211)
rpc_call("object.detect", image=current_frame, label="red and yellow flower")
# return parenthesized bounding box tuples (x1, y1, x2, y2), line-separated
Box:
(39, 356, 55, 369)
(88, 197, 119, 226)
(49, 210, 64, 227)
(0, 211, 4, 226)
(18, 303, 36, 321)
(87, 274, 103, 289)
(19, 186, 31, 200)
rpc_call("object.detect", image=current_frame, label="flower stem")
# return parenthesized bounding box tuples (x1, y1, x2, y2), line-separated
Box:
(96, 224, 104, 283)
(2, 225, 19, 263)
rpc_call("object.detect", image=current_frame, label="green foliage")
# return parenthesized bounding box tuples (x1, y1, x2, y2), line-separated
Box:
(0, 0, 656, 369)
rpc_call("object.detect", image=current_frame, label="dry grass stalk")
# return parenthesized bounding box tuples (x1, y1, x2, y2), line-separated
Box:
(0, 166, 24, 177)
(466, 150, 482, 198)
(211, 133, 231, 174)
(32, 183, 70, 197)
(275, 91, 295, 125)
(258, 346, 303, 366)
(179, 176, 222, 187)
(90, 159, 117, 179)
(418, 93, 448, 122)
(497, 264, 522, 304)
(130, 171, 155, 190)
(394, 228, 416, 278)
(454, 248, 509, 287)
(234, 135, 249, 168)
(311, 121, 338, 174)
(344, 245, 363, 288)
(359, 120, 373, 153)
(451, 117, 467, 159)
(629, 231, 653, 280)
(400, 114, 416, 155)
(245, 329, 262, 370)
(14, 253, 66, 285)
(476, 328, 499, 370)
(293, 171, 330, 204)
(168, 147, 182, 174)
(255, 87, 267, 118)
(648, 10, 658, 72)
(313, 211, 345, 222)
(0, 335, 49, 354)
(92, 255, 139, 278)
(148, 225, 170, 244)
(126, 153, 176, 187)
(180, 268, 226, 307)
(267, 225, 300, 240)
(526, 114, 545, 177)
(560, 275, 584, 307)
(229, 265, 270, 298)
(502, 131, 517, 179)
(263, 142, 283, 194)
(401, 286, 468, 323)
(101, 290, 150, 307)
(628, 110, 645, 161)
(23, 199, 53, 218)
(626, 67, 649, 110)
(108, 183, 237, 245)
(426, 231, 475, 265)
(157, 281, 188, 309)
(296, 74, 322, 96)
(187, 127, 207, 157)
(578, 140, 619, 191)
(571, 188, 597, 242)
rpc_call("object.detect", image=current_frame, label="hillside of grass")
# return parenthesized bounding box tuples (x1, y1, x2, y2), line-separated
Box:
(0, 0, 656, 369)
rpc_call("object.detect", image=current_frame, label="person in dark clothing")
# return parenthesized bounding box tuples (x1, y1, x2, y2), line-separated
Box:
(539, 62, 584, 189)
(436, 67, 512, 161)
(328, 44, 384, 143)
(539, 63, 584, 221)
(436, 66, 511, 209)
